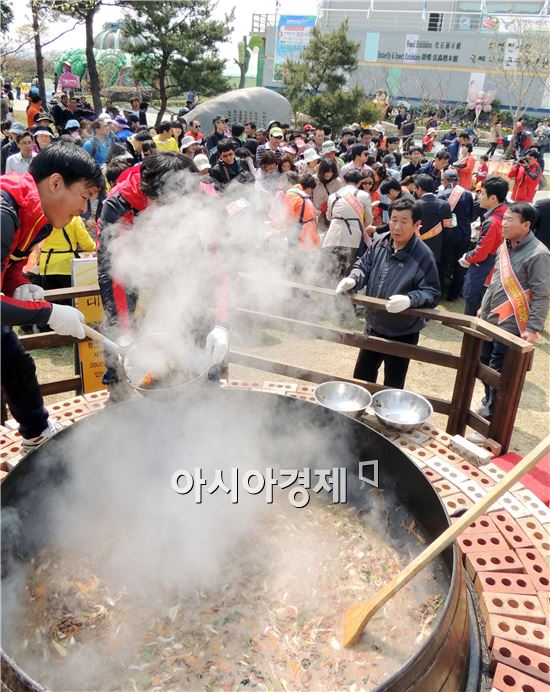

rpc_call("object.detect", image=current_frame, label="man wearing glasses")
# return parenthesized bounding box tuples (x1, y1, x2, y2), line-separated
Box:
(255, 126, 284, 167)
(210, 139, 252, 188)
(185, 120, 203, 144)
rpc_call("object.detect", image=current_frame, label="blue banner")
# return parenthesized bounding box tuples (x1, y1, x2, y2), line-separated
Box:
(273, 15, 317, 81)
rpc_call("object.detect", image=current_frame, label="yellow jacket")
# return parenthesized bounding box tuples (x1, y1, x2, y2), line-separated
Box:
(39, 217, 96, 276)
(153, 136, 179, 152)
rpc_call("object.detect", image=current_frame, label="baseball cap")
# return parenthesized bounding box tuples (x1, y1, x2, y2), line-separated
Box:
(443, 168, 459, 180)
(112, 115, 129, 128)
(193, 154, 210, 172)
(213, 114, 229, 124)
(180, 135, 196, 151)
(302, 124, 315, 132)
(427, 127, 437, 134)
(65, 119, 80, 129)
(8, 123, 25, 134)
(322, 140, 337, 154)
(34, 111, 53, 123)
(270, 127, 284, 138)
(98, 113, 112, 122)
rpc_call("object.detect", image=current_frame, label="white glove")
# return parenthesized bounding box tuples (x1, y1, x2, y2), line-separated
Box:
(386, 295, 411, 313)
(335, 277, 356, 294)
(13, 283, 45, 301)
(47, 304, 85, 339)
(205, 325, 229, 366)
(458, 254, 470, 269)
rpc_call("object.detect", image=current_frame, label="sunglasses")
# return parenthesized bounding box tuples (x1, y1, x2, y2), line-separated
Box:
(362, 180, 374, 186)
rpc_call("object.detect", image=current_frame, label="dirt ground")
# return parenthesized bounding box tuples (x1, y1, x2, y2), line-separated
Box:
(33, 295, 549, 456)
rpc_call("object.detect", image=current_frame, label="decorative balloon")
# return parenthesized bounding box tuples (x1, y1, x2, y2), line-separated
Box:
(467, 81, 497, 123)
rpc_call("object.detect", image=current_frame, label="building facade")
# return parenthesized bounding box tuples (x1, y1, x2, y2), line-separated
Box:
(258, 0, 550, 117)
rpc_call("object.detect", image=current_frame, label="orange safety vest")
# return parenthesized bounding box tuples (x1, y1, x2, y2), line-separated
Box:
(284, 187, 320, 248)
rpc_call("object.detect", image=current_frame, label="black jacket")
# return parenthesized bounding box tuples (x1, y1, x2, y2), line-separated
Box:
(417, 193, 452, 262)
(349, 232, 440, 337)
(210, 159, 252, 187)
(438, 185, 474, 245)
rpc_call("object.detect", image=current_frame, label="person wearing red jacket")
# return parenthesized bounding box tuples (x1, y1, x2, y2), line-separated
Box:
(508, 149, 543, 202)
(97, 151, 230, 400)
(1, 143, 103, 451)
(453, 143, 476, 190)
(460, 176, 509, 316)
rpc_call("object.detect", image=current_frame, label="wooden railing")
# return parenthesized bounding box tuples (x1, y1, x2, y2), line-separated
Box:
(8, 278, 535, 453)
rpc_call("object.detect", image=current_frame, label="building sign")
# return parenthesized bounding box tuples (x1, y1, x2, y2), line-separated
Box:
(481, 14, 550, 33)
(273, 15, 316, 81)
(375, 36, 463, 65)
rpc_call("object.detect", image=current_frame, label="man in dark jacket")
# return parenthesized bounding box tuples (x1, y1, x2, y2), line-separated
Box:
(438, 168, 474, 301)
(415, 174, 453, 285)
(205, 115, 229, 164)
(209, 139, 252, 188)
(336, 197, 440, 388)
(401, 147, 426, 180)
(418, 150, 451, 188)
(533, 197, 550, 250)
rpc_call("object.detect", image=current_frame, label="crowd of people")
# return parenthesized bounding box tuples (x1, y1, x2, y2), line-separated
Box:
(1, 90, 549, 451)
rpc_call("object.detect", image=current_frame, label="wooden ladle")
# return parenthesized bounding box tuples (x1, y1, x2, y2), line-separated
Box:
(342, 435, 550, 648)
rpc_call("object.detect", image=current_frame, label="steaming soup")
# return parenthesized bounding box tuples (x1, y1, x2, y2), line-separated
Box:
(7, 493, 445, 690)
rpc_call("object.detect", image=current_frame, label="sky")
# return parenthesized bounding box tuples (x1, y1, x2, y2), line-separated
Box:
(11, 0, 319, 76)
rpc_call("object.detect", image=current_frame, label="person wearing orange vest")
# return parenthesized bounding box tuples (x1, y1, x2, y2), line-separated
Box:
(1, 143, 102, 452)
(282, 173, 320, 249)
(476, 203, 550, 420)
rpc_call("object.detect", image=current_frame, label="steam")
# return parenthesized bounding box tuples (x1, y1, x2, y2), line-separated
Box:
(1, 173, 444, 689)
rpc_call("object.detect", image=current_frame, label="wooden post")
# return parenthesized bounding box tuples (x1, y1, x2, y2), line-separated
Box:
(447, 330, 483, 436)
(489, 347, 532, 452)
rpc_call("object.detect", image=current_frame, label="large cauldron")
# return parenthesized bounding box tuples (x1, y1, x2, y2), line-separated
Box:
(1, 389, 481, 691)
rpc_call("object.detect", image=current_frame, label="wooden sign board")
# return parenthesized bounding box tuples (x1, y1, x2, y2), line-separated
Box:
(71, 257, 105, 394)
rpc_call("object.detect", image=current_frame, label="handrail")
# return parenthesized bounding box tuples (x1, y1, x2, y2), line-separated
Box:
(3, 281, 534, 452)
(238, 273, 532, 352)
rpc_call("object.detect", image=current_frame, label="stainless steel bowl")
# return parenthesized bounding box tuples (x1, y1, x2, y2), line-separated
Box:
(371, 389, 433, 432)
(314, 381, 372, 413)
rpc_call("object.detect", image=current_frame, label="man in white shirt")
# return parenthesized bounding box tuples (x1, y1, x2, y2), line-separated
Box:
(5, 131, 36, 174)
(323, 169, 373, 277)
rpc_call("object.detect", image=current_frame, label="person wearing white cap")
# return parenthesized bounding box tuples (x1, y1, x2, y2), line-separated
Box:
(180, 135, 197, 160)
(422, 127, 437, 154)
(321, 140, 344, 169)
(193, 153, 211, 174)
(296, 147, 320, 175)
